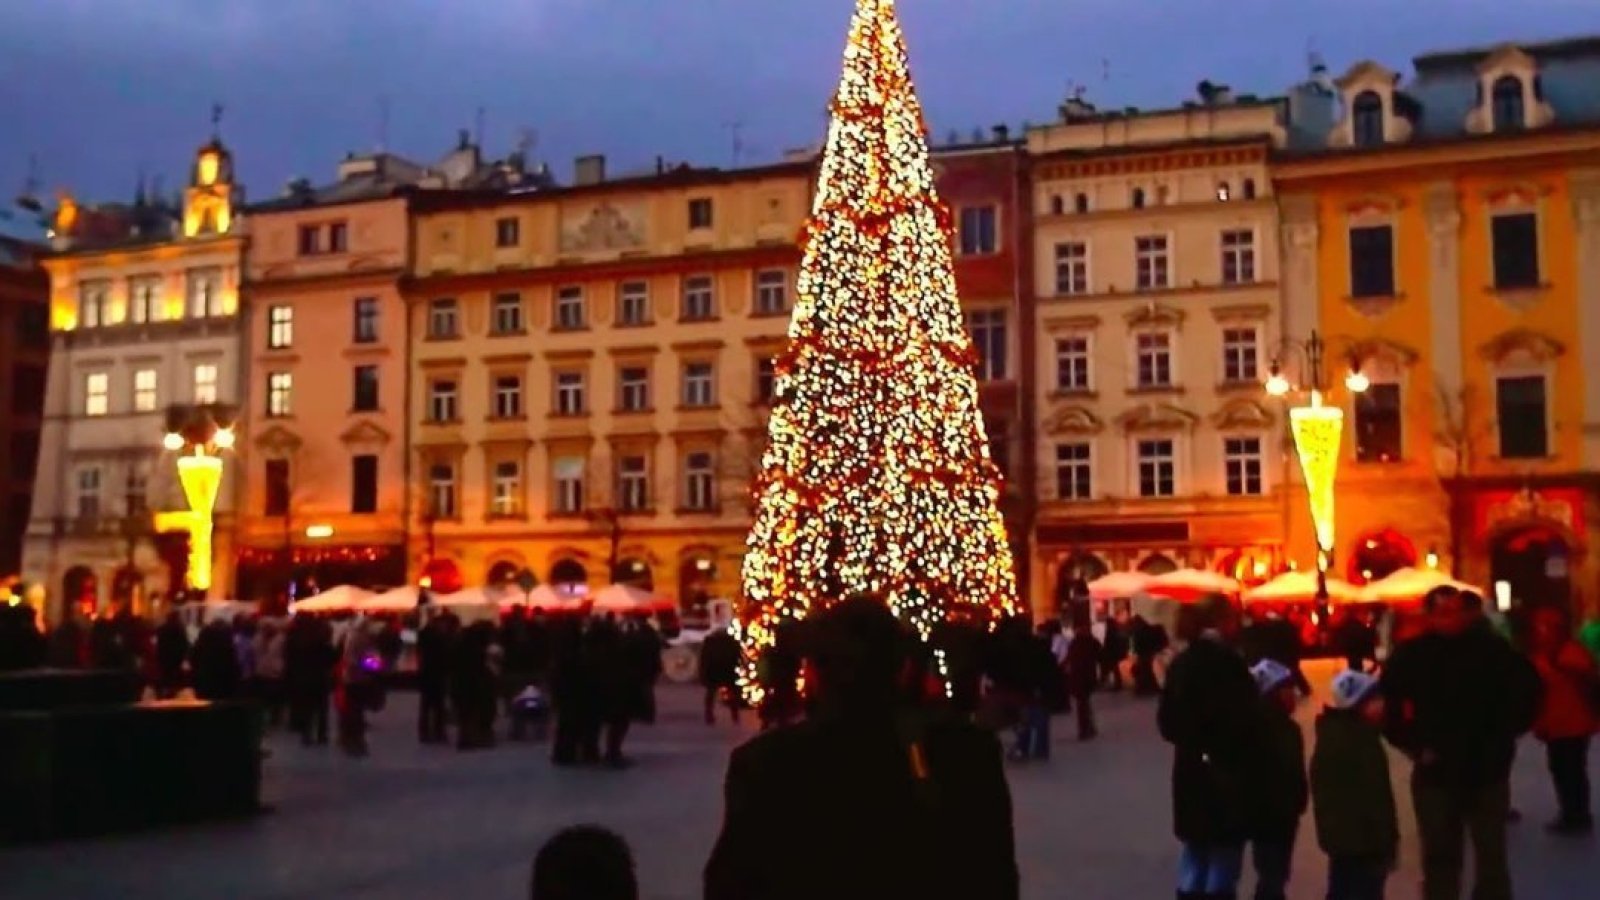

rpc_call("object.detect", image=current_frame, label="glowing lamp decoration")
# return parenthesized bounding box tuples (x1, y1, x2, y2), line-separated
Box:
(1288, 395, 1344, 557)
(162, 432, 186, 452)
(1264, 369, 1291, 397)
(175, 450, 224, 593)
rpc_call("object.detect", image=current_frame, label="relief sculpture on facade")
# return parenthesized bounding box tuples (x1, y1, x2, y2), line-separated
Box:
(559, 202, 647, 254)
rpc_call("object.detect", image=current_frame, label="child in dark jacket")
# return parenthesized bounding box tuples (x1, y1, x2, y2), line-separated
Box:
(1248, 659, 1308, 900)
(1311, 670, 1399, 900)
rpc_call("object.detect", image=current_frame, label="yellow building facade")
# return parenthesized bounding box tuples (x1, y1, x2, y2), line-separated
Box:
(1276, 40, 1600, 616)
(405, 159, 812, 605)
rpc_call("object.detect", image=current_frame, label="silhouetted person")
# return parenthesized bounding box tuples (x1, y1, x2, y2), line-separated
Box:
(416, 611, 455, 744)
(699, 626, 742, 725)
(189, 619, 242, 701)
(532, 825, 639, 900)
(1130, 614, 1167, 696)
(1101, 615, 1128, 691)
(1333, 611, 1379, 674)
(1066, 613, 1102, 741)
(584, 616, 630, 766)
(153, 612, 190, 697)
(550, 617, 594, 766)
(704, 595, 1019, 900)
(453, 620, 498, 750)
(285, 615, 334, 745)
(0, 605, 45, 671)
(47, 612, 89, 669)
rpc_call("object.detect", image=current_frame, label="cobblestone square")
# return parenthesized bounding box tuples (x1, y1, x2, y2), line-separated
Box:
(3, 662, 1595, 899)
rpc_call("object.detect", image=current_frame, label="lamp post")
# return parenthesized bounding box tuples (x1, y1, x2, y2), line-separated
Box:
(162, 422, 234, 601)
(1264, 329, 1367, 613)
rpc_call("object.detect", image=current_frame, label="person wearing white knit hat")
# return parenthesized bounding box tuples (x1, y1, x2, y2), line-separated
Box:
(1247, 659, 1307, 900)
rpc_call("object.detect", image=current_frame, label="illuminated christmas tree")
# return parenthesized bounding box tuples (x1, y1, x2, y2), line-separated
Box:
(738, 0, 1019, 693)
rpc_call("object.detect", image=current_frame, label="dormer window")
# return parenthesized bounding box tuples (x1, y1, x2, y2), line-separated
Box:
(1492, 75, 1525, 131)
(1352, 91, 1385, 147)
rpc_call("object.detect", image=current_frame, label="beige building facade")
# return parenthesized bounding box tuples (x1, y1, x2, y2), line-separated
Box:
(405, 158, 812, 605)
(1027, 93, 1289, 605)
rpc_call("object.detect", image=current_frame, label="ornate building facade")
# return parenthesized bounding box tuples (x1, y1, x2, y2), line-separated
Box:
(22, 136, 246, 620)
(234, 136, 539, 601)
(1027, 91, 1288, 609)
(1276, 38, 1600, 617)
(405, 157, 812, 605)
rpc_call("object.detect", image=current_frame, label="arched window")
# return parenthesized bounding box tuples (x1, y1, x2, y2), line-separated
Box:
(549, 558, 588, 590)
(1216, 181, 1232, 202)
(614, 557, 653, 589)
(1131, 187, 1146, 209)
(486, 560, 520, 586)
(1242, 178, 1257, 200)
(1137, 553, 1178, 576)
(1050, 195, 1065, 215)
(1352, 91, 1385, 148)
(1492, 75, 1525, 131)
(1074, 193, 1090, 214)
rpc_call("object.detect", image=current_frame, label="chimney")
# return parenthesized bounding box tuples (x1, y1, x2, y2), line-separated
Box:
(1060, 96, 1098, 123)
(574, 154, 606, 186)
(457, 129, 471, 151)
(655, 155, 666, 175)
(992, 124, 1010, 143)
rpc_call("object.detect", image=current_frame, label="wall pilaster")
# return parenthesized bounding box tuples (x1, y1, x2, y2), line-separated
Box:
(1572, 170, 1600, 470)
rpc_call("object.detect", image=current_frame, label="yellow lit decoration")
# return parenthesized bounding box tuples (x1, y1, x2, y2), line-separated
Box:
(1288, 395, 1344, 554)
(176, 450, 224, 593)
(737, 0, 1019, 701)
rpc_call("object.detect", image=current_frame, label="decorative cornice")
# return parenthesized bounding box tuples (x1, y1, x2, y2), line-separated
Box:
(671, 339, 727, 353)
(1124, 303, 1185, 329)
(252, 424, 302, 454)
(1211, 397, 1275, 430)
(419, 356, 467, 370)
(1209, 303, 1271, 324)
(482, 352, 534, 366)
(1116, 403, 1199, 433)
(1044, 314, 1102, 331)
(1043, 405, 1105, 436)
(608, 344, 662, 357)
(339, 420, 391, 447)
(1347, 336, 1421, 367)
(544, 348, 596, 362)
(1478, 328, 1566, 363)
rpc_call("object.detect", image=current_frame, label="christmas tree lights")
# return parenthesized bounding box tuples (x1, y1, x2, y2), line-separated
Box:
(737, 0, 1019, 699)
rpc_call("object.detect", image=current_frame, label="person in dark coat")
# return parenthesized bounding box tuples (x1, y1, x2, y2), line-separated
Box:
(699, 625, 742, 725)
(189, 619, 242, 701)
(453, 620, 498, 750)
(1246, 660, 1308, 900)
(550, 617, 594, 766)
(1065, 613, 1102, 741)
(1312, 670, 1399, 900)
(416, 610, 455, 744)
(584, 616, 630, 767)
(285, 614, 335, 745)
(757, 620, 804, 730)
(1242, 612, 1311, 697)
(622, 615, 663, 725)
(0, 604, 46, 671)
(532, 825, 638, 900)
(153, 612, 190, 698)
(1333, 611, 1379, 674)
(704, 595, 1018, 900)
(1383, 586, 1540, 900)
(1130, 614, 1168, 697)
(1158, 595, 1264, 900)
(1101, 615, 1129, 691)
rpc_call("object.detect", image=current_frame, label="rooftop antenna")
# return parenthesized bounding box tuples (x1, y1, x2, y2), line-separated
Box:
(1101, 58, 1111, 85)
(377, 95, 391, 152)
(723, 120, 746, 167)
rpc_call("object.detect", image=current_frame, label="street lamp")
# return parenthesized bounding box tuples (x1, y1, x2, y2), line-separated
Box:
(1264, 330, 1367, 608)
(162, 423, 234, 598)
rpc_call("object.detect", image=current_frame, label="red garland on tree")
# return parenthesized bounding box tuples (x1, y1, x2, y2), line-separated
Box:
(737, 0, 1020, 699)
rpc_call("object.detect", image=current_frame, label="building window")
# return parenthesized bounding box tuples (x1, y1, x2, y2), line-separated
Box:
(555, 286, 586, 330)
(618, 281, 650, 326)
(553, 457, 586, 514)
(1131, 187, 1146, 209)
(492, 375, 523, 419)
(1220, 230, 1256, 285)
(1055, 442, 1092, 501)
(555, 372, 586, 416)
(958, 205, 998, 255)
(682, 276, 716, 321)
(297, 224, 320, 256)
(351, 455, 378, 514)
(193, 364, 219, 405)
(329, 222, 348, 253)
(1135, 332, 1173, 388)
(683, 452, 716, 512)
(1492, 75, 1525, 131)
(1223, 436, 1263, 496)
(1074, 193, 1090, 214)
(353, 297, 380, 344)
(428, 379, 458, 423)
(1054, 336, 1091, 392)
(1216, 182, 1232, 202)
(491, 293, 525, 335)
(75, 466, 102, 519)
(1221, 327, 1259, 383)
(682, 362, 715, 408)
(756, 356, 777, 404)
(1242, 178, 1258, 200)
(1352, 91, 1384, 147)
(187, 269, 223, 318)
(1354, 382, 1403, 463)
(1491, 213, 1539, 290)
(78, 283, 109, 329)
(427, 298, 459, 339)
(267, 305, 293, 349)
(619, 366, 651, 412)
(267, 372, 293, 417)
(491, 461, 522, 517)
(1136, 439, 1176, 498)
(125, 467, 148, 515)
(132, 369, 159, 412)
(1135, 235, 1169, 290)
(428, 463, 457, 519)
(688, 198, 714, 230)
(1054, 241, 1088, 296)
(84, 372, 109, 416)
(1050, 196, 1065, 215)
(264, 459, 290, 516)
(1496, 374, 1548, 459)
(353, 365, 380, 412)
(129, 278, 160, 323)
(494, 216, 521, 248)
(617, 455, 649, 512)
(1349, 225, 1395, 298)
(965, 309, 1008, 381)
(755, 270, 789, 315)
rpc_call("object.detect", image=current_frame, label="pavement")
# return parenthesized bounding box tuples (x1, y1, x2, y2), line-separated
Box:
(2, 660, 1596, 899)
